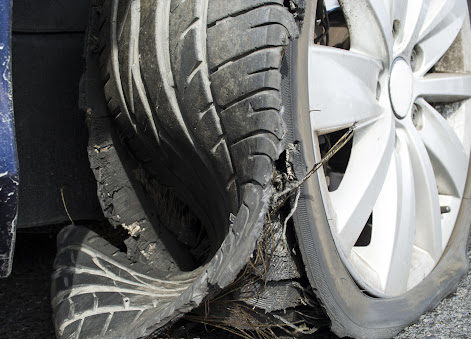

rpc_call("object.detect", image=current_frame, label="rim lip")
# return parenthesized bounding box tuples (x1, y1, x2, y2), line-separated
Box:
(307, 2, 471, 298)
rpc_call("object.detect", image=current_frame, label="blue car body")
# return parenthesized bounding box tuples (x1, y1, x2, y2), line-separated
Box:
(0, 0, 17, 278)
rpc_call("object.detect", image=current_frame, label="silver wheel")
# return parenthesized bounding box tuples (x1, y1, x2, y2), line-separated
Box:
(308, 0, 471, 297)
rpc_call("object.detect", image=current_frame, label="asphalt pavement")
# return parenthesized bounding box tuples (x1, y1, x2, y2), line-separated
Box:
(397, 242, 471, 338)
(0, 227, 469, 338)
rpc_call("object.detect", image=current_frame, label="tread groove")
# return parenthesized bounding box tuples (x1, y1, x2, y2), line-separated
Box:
(109, 0, 136, 129)
(230, 129, 281, 146)
(131, 64, 161, 143)
(101, 313, 113, 337)
(207, 2, 285, 27)
(225, 175, 237, 192)
(130, 309, 144, 326)
(117, 1, 132, 41)
(169, 0, 238, 215)
(59, 307, 146, 334)
(76, 318, 84, 338)
(247, 66, 279, 75)
(155, 0, 196, 147)
(210, 46, 283, 73)
(180, 16, 200, 40)
(187, 60, 203, 85)
(222, 88, 280, 110)
(210, 135, 225, 154)
(125, 0, 142, 113)
(250, 21, 295, 32)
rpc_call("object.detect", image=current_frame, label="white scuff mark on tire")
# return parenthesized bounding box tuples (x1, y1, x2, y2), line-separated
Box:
(122, 222, 143, 237)
(140, 243, 157, 260)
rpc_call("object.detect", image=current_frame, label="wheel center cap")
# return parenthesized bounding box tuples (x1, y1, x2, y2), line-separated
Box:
(389, 58, 413, 119)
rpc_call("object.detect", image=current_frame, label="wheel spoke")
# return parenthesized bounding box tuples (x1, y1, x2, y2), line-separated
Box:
(309, 46, 383, 134)
(353, 131, 415, 296)
(391, 0, 408, 24)
(340, 0, 392, 61)
(415, 73, 471, 102)
(414, 1, 466, 76)
(331, 114, 395, 254)
(401, 120, 442, 261)
(418, 0, 467, 41)
(393, 0, 426, 56)
(407, 246, 436, 289)
(416, 99, 468, 197)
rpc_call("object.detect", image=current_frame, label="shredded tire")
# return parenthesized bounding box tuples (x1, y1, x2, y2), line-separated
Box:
(52, 0, 298, 338)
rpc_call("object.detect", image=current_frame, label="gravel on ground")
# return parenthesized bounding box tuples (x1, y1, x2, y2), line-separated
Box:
(396, 241, 471, 338)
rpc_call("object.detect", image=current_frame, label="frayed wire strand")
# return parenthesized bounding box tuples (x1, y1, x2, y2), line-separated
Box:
(270, 124, 355, 217)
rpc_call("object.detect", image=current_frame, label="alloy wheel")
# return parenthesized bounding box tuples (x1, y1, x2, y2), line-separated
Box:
(308, 0, 471, 297)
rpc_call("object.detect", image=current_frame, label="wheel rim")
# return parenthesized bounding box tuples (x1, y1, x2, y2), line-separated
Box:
(307, 0, 471, 297)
